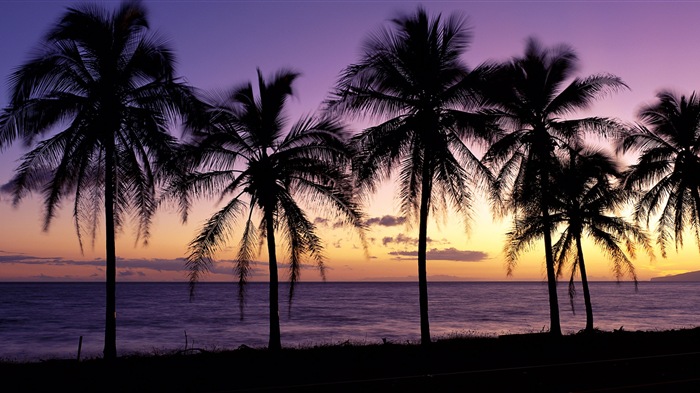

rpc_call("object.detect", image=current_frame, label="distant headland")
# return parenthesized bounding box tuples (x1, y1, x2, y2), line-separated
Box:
(651, 270, 700, 282)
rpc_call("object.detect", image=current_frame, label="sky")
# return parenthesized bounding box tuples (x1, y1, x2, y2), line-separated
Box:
(1, 0, 700, 283)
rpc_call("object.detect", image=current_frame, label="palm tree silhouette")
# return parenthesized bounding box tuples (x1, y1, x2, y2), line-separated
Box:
(177, 69, 366, 351)
(0, 0, 195, 359)
(618, 91, 700, 257)
(506, 148, 651, 332)
(327, 7, 495, 346)
(483, 37, 626, 336)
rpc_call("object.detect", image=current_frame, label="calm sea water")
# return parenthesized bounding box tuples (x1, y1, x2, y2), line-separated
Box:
(1, 281, 699, 361)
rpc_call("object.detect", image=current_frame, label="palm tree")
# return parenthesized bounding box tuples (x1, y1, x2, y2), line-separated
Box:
(618, 91, 700, 257)
(483, 37, 627, 336)
(176, 69, 366, 351)
(326, 7, 496, 346)
(0, 0, 196, 359)
(506, 148, 651, 332)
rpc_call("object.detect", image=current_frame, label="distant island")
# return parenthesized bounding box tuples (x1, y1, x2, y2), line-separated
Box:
(651, 270, 700, 282)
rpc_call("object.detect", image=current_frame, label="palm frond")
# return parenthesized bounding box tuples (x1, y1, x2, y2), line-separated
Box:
(186, 196, 246, 299)
(234, 205, 258, 319)
(546, 74, 628, 117)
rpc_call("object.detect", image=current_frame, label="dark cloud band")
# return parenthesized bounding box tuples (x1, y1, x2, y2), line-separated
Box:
(389, 247, 488, 262)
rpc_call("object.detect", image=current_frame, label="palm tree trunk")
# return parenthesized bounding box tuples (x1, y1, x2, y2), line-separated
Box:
(542, 211, 561, 336)
(576, 236, 594, 332)
(265, 208, 282, 351)
(104, 139, 117, 360)
(418, 164, 432, 347)
(540, 172, 562, 337)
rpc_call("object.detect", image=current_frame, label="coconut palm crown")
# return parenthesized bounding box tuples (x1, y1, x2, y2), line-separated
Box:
(175, 68, 366, 351)
(327, 6, 496, 346)
(618, 91, 700, 257)
(482, 37, 627, 336)
(506, 148, 652, 332)
(0, 0, 196, 359)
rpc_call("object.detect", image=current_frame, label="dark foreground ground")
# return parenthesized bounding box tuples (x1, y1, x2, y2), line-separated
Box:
(2, 328, 700, 392)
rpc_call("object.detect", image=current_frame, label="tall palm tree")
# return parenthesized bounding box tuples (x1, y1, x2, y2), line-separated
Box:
(177, 69, 365, 351)
(506, 148, 651, 332)
(483, 37, 627, 336)
(327, 7, 495, 346)
(0, 0, 195, 359)
(618, 91, 700, 257)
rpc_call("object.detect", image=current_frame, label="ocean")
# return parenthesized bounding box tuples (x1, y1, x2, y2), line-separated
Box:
(1, 281, 698, 361)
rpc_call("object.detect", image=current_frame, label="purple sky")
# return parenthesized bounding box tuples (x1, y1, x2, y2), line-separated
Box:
(2, 1, 700, 282)
(4, 1, 700, 175)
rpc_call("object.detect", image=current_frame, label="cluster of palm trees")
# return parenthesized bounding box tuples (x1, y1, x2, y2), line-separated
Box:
(1, 1, 699, 360)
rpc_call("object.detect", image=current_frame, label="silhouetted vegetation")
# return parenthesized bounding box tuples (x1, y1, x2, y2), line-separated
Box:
(0, 0, 197, 359)
(170, 69, 366, 351)
(2, 328, 700, 392)
(3, 1, 700, 358)
(618, 91, 700, 257)
(327, 6, 497, 346)
(482, 38, 628, 336)
(506, 148, 653, 332)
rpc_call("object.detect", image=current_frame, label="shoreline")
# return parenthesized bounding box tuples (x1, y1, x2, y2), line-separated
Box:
(3, 327, 700, 392)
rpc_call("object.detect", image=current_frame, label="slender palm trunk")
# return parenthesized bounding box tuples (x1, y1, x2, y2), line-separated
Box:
(104, 139, 117, 360)
(418, 163, 432, 347)
(541, 211, 561, 336)
(265, 208, 282, 351)
(540, 165, 561, 337)
(576, 236, 594, 332)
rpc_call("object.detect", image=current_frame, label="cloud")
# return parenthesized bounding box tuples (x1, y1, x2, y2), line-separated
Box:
(0, 254, 191, 272)
(0, 255, 64, 264)
(216, 259, 326, 274)
(119, 270, 146, 277)
(4, 271, 124, 281)
(25, 274, 51, 280)
(382, 233, 433, 246)
(0, 252, 327, 281)
(312, 217, 355, 229)
(117, 257, 188, 272)
(388, 247, 489, 262)
(365, 215, 407, 227)
(332, 221, 346, 229)
(313, 217, 329, 226)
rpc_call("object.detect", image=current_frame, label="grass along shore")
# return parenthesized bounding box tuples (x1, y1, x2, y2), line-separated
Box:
(2, 328, 700, 392)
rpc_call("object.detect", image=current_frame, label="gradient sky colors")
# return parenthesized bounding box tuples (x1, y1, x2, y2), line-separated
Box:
(2, 0, 700, 283)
